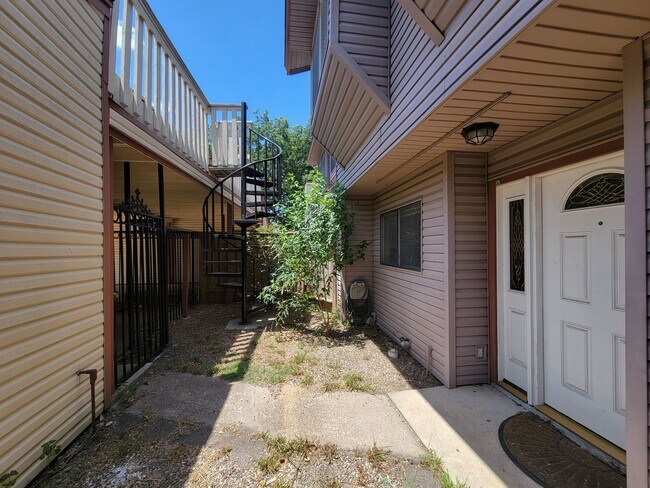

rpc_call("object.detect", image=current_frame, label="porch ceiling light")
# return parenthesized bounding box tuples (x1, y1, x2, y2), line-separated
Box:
(461, 122, 499, 145)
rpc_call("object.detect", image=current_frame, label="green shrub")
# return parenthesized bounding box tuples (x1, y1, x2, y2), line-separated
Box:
(259, 172, 368, 329)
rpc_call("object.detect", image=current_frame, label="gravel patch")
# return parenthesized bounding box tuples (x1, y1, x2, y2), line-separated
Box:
(157, 303, 441, 394)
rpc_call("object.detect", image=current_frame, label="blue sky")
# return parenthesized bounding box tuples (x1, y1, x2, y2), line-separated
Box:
(148, 0, 310, 127)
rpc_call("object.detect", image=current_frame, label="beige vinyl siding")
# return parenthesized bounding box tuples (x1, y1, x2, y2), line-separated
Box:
(487, 93, 623, 180)
(112, 162, 215, 232)
(0, 1, 105, 486)
(338, 0, 390, 96)
(341, 198, 374, 309)
(450, 152, 488, 386)
(339, 0, 552, 189)
(372, 156, 450, 385)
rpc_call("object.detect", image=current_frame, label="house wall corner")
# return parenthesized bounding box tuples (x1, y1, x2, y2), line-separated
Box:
(622, 33, 650, 486)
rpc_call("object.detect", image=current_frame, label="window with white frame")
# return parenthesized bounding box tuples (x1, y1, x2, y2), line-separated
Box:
(380, 201, 421, 271)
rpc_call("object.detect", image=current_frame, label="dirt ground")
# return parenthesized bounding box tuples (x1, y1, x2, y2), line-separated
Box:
(29, 304, 443, 488)
(159, 304, 441, 394)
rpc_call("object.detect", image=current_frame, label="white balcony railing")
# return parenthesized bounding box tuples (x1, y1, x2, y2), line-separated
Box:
(209, 104, 250, 169)
(108, 0, 244, 171)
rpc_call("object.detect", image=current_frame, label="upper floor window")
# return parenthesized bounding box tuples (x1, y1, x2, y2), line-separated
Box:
(380, 202, 421, 272)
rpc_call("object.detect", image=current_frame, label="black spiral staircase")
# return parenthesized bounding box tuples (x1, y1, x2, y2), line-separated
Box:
(202, 103, 282, 324)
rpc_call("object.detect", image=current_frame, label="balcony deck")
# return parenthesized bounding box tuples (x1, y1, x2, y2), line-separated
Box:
(108, 0, 245, 177)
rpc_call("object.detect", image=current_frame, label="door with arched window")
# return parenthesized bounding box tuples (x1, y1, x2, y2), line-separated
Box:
(542, 154, 625, 448)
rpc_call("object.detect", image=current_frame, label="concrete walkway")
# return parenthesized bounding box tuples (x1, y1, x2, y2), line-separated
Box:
(129, 372, 425, 458)
(129, 373, 541, 487)
(389, 384, 540, 488)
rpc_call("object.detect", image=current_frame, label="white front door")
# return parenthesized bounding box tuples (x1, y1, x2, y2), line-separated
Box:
(497, 180, 529, 392)
(542, 156, 625, 447)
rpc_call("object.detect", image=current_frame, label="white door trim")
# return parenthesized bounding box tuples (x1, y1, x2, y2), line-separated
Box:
(496, 177, 543, 403)
(528, 176, 544, 405)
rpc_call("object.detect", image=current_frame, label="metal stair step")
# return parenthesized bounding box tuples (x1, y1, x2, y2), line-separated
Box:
(205, 260, 241, 265)
(245, 212, 273, 219)
(244, 201, 277, 207)
(242, 167, 265, 178)
(245, 177, 274, 188)
(234, 219, 259, 228)
(207, 271, 242, 277)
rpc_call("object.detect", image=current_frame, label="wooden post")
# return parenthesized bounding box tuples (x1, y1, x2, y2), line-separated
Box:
(182, 233, 190, 318)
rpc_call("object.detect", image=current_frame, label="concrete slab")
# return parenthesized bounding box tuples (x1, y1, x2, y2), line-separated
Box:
(129, 372, 425, 458)
(128, 372, 279, 432)
(389, 384, 540, 488)
(226, 311, 275, 330)
(276, 384, 424, 458)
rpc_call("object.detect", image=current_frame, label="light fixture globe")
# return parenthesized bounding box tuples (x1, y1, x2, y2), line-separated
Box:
(461, 121, 499, 145)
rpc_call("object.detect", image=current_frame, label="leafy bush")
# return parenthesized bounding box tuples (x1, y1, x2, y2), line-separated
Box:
(260, 171, 368, 329)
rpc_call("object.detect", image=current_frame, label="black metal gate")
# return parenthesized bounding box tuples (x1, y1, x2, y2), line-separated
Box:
(114, 190, 167, 385)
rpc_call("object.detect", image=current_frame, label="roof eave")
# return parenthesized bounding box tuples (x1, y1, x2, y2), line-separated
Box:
(284, 0, 318, 75)
(287, 64, 311, 76)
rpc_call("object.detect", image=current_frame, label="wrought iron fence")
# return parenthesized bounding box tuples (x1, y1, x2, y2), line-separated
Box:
(113, 191, 167, 385)
(114, 191, 204, 385)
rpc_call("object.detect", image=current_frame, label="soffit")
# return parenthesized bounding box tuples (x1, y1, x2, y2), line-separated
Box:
(285, 0, 318, 74)
(348, 0, 650, 195)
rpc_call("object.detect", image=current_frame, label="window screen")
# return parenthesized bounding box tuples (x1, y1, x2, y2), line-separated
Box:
(380, 202, 421, 271)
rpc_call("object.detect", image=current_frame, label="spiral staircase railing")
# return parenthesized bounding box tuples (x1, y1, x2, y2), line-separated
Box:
(202, 102, 282, 324)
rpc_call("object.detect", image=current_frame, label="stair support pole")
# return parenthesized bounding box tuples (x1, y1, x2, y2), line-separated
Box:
(241, 228, 249, 324)
(240, 101, 249, 324)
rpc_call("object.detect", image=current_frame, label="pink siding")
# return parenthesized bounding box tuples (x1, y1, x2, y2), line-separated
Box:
(488, 93, 622, 179)
(346, 152, 489, 388)
(622, 32, 650, 485)
(339, 0, 552, 189)
(415, 0, 468, 32)
(450, 153, 488, 385)
(643, 34, 650, 485)
(339, 0, 390, 95)
(342, 198, 374, 297)
(371, 156, 450, 385)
